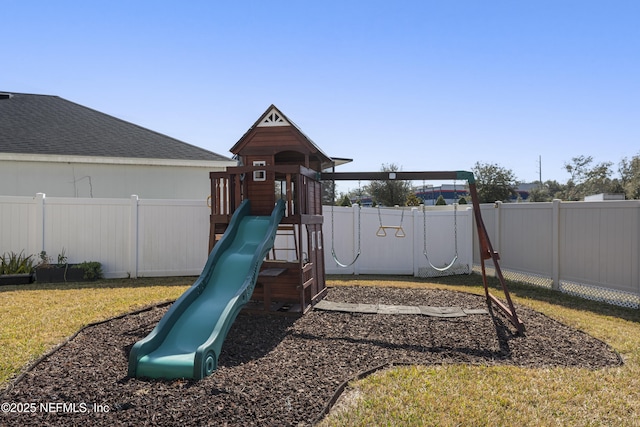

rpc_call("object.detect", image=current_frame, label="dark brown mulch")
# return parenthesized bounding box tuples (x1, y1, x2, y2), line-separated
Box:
(1, 286, 621, 426)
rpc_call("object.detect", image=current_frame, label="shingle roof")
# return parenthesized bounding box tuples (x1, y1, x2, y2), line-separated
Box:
(0, 92, 232, 162)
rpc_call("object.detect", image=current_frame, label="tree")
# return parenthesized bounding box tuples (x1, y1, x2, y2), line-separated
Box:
(471, 162, 518, 203)
(527, 180, 563, 202)
(339, 194, 352, 206)
(560, 156, 618, 200)
(560, 155, 593, 200)
(546, 180, 566, 200)
(365, 163, 412, 206)
(564, 155, 593, 184)
(582, 161, 617, 196)
(528, 186, 550, 202)
(619, 154, 640, 199)
(322, 180, 336, 205)
(406, 193, 422, 206)
(435, 195, 447, 205)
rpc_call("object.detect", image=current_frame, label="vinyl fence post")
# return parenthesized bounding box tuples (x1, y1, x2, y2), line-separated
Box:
(35, 193, 45, 253)
(353, 203, 360, 276)
(552, 199, 561, 290)
(129, 195, 139, 279)
(412, 207, 419, 276)
(463, 206, 474, 273)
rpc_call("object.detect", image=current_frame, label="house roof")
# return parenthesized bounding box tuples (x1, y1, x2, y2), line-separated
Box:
(0, 92, 233, 163)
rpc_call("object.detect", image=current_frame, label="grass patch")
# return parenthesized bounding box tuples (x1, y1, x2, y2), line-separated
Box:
(324, 364, 639, 427)
(0, 277, 191, 384)
(320, 274, 640, 426)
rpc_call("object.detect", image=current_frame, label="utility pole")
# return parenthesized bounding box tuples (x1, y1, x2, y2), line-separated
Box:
(538, 155, 543, 187)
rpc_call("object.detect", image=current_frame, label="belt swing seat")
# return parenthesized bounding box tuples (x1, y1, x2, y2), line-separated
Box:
(329, 177, 362, 268)
(329, 203, 361, 268)
(422, 201, 459, 272)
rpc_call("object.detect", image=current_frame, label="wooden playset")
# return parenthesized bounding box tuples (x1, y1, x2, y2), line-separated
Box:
(209, 105, 524, 333)
(209, 105, 331, 314)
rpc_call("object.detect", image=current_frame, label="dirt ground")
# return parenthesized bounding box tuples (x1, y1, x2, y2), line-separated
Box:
(1, 286, 621, 426)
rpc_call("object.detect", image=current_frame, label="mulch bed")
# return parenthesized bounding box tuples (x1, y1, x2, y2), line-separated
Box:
(1, 286, 621, 426)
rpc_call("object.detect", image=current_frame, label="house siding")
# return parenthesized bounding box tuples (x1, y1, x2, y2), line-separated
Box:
(0, 159, 230, 199)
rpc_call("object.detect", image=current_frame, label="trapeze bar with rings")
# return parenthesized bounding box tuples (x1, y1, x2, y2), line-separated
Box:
(376, 226, 406, 238)
(376, 205, 406, 238)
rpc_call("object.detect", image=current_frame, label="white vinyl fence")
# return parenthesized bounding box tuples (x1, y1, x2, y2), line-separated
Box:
(477, 200, 640, 308)
(321, 204, 473, 277)
(0, 194, 210, 279)
(1, 194, 638, 308)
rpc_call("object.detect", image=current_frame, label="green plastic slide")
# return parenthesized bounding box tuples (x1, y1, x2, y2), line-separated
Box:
(128, 199, 285, 379)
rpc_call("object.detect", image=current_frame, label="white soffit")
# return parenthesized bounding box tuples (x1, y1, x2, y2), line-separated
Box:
(0, 153, 237, 168)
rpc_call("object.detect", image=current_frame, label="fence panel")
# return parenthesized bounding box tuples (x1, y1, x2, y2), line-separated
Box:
(498, 202, 554, 277)
(323, 205, 361, 274)
(414, 206, 473, 277)
(559, 201, 640, 294)
(0, 196, 38, 257)
(357, 207, 413, 275)
(137, 199, 210, 277)
(473, 200, 640, 307)
(41, 197, 131, 278)
(0, 194, 210, 279)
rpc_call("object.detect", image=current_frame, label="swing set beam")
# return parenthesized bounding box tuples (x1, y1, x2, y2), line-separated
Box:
(320, 170, 525, 334)
(320, 170, 475, 183)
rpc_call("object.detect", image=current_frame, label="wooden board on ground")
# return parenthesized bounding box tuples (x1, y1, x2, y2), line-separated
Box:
(314, 300, 488, 317)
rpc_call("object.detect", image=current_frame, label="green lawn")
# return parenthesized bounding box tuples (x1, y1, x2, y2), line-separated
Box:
(1, 274, 639, 426)
(320, 275, 640, 427)
(0, 277, 190, 384)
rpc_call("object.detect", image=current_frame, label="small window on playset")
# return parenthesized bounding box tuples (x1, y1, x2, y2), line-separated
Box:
(253, 161, 266, 181)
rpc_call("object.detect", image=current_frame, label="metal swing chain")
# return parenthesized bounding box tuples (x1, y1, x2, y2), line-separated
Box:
(453, 202, 459, 255)
(376, 203, 406, 237)
(422, 182, 459, 272)
(330, 180, 361, 268)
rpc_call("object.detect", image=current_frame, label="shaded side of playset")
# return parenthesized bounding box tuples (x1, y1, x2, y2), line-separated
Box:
(128, 104, 524, 380)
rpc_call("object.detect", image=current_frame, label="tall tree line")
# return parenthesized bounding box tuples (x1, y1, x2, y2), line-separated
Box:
(322, 153, 640, 205)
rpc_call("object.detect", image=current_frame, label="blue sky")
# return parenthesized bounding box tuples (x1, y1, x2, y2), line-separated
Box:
(4, 0, 639, 191)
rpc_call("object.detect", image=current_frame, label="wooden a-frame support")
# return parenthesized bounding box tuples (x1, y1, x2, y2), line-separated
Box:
(320, 170, 525, 334)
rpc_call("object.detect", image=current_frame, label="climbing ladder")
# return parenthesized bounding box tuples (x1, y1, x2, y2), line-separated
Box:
(268, 224, 298, 261)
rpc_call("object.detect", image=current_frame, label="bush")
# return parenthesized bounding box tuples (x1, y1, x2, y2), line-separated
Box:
(78, 261, 103, 280)
(1, 251, 35, 275)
